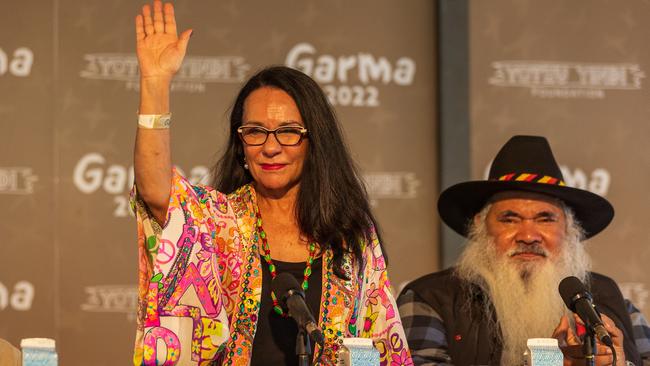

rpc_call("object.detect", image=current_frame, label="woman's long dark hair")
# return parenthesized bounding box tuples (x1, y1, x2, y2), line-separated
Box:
(211, 66, 384, 278)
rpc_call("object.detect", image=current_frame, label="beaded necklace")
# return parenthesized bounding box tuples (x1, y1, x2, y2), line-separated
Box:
(254, 209, 317, 316)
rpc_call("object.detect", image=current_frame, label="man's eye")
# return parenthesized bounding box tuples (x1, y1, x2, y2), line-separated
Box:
(538, 217, 558, 223)
(498, 217, 517, 223)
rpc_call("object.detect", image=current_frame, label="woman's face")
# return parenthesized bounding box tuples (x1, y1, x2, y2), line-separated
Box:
(241, 87, 309, 195)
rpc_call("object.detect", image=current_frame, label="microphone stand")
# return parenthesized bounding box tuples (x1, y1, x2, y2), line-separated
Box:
(296, 328, 312, 366)
(582, 328, 596, 366)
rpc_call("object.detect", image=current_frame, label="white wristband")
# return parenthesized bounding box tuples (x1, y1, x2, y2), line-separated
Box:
(138, 114, 171, 129)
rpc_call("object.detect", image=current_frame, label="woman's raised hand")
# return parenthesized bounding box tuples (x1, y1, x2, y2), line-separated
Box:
(135, 0, 192, 81)
(134, 0, 189, 223)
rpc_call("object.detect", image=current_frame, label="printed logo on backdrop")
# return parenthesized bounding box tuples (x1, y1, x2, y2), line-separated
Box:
(286, 42, 416, 107)
(81, 285, 137, 321)
(0, 281, 35, 311)
(488, 60, 645, 99)
(0, 167, 38, 194)
(363, 172, 421, 206)
(73, 153, 420, 214)
(620, 282, 649, 310)
(79, 53, 250, 93)
(73, 152, 209, 217)
(483, 163, 611, 196)
(0, 47, 33, 77)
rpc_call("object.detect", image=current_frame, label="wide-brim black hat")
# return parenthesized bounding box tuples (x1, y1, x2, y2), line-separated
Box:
(438, 135, 614, 239)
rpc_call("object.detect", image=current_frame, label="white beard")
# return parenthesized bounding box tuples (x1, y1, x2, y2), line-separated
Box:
(456, 206, 590, 365)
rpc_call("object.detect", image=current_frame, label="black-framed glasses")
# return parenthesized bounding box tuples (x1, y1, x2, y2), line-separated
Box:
(237, 126, 308, 146)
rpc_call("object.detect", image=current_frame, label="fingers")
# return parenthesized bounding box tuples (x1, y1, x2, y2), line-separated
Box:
(558, 314, 625, 366)
(565, 323, 580, 346)
(555, 314, 580, 346)
(141, 1, 175, 36)
(553, 315, 580, 349)
(135, 15, 145, 42)
(177, 29, 193, 53)
(163, 2, 177, 35)
(141, 4, 154, 36)
(600, 314, 624, 343)
(594, 347, 615, 366)
(572, 313, 584, 326)
(553, 314, 571, 338)
(596, 344, 612, 355)
(562, 345, 616, 366)
(153, 0, 164, 34)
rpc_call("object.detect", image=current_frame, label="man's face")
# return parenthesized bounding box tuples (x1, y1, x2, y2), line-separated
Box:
(482, 191, 567, 264)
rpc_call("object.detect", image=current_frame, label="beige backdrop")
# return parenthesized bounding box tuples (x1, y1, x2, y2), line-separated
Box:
(0, 0, 437, 364)
(470, 0, 650, 320)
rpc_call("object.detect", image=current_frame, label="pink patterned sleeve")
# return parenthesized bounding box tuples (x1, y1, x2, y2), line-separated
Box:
(356, 227, 414, 366)
(130, 168, 236, 365)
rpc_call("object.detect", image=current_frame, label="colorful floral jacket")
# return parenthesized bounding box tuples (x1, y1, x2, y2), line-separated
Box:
(131, 170, 412, 365)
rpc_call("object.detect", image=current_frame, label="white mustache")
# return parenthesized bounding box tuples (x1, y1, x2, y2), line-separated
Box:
(508, 244, 548, 257)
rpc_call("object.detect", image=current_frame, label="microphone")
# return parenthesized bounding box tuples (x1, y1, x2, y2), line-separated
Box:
(272, 272, 325, 347)
(558, 276, 613, 347)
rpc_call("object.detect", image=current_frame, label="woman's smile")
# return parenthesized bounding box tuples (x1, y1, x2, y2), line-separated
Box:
(260, 163, 286, 171)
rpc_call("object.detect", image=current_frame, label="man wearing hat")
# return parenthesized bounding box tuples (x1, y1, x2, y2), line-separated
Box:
(397, 136, 650, 365)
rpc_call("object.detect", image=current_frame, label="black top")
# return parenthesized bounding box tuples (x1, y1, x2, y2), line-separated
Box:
(250, 256, 323, 366)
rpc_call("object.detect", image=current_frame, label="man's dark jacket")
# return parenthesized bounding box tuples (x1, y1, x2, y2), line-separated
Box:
(401, 268, 642, 365)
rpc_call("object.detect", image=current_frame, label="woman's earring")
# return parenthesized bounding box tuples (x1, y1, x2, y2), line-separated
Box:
(243, 160, 249, 170)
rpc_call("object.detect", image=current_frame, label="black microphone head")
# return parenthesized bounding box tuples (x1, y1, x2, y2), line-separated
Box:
(271, 272, 305, 309)
(559, 276, 590, 311)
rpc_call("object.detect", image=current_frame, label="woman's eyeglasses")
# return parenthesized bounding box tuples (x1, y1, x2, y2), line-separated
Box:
(237, 126, 308, 146)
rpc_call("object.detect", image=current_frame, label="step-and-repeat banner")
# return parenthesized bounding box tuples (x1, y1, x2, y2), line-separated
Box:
(0, 0, 437, 364)
(470, 0, 650, 319)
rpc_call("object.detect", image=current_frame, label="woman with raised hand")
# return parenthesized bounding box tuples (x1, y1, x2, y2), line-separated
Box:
(132, 1, 411, 365)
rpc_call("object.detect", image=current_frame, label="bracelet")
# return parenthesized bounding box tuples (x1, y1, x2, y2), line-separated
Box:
(138, 113, 171, 129)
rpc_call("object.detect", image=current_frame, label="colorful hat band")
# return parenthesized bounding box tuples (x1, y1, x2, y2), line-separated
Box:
(496, 173, 566, 186)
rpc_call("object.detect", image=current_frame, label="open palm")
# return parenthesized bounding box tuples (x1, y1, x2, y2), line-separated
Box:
(135, 0, 192, 79)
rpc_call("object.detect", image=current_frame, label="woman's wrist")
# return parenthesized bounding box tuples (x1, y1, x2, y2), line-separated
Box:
(140, 74, 173, 86)
(139, 76, 171, 114)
